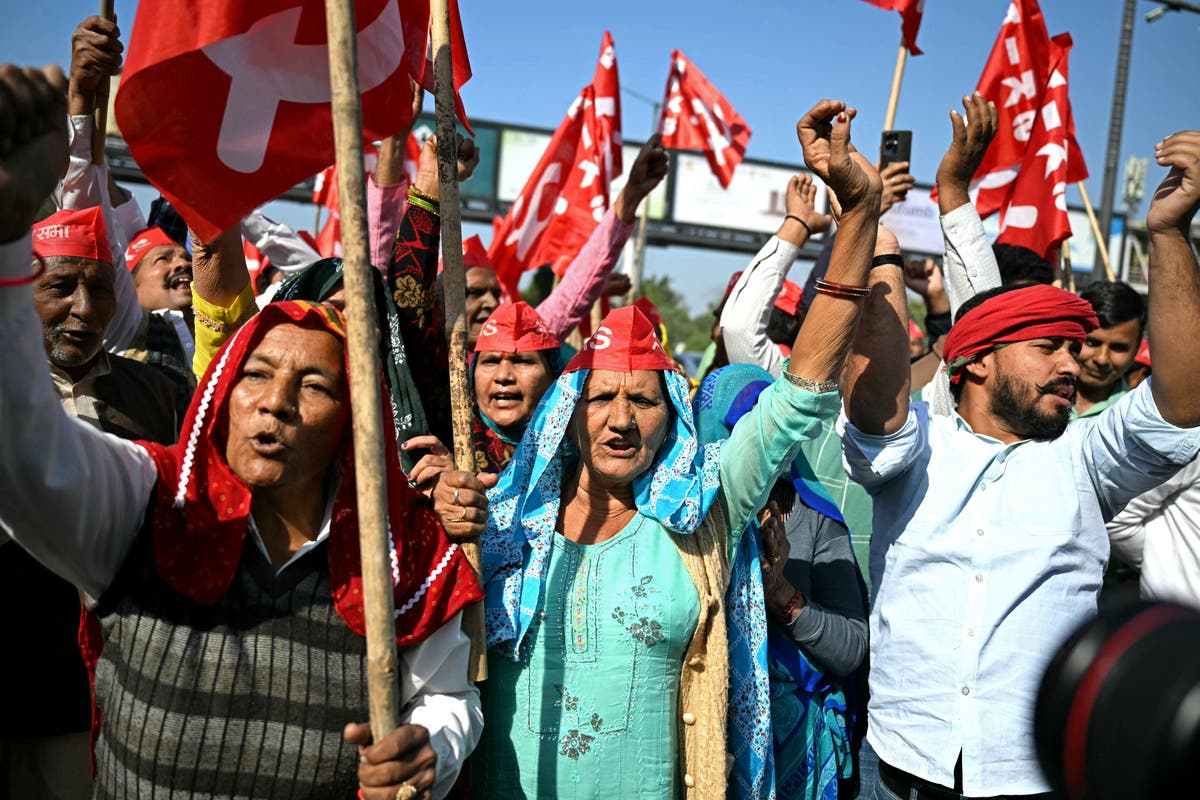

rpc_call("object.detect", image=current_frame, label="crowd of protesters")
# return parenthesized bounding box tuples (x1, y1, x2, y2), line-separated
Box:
(1, 12, 1199, 800)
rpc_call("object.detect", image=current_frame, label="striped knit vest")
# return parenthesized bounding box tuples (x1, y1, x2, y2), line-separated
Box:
(90, 528, 369, 798)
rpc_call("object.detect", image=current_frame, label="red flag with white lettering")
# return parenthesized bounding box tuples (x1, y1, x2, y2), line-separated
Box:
(658, 50, 751, 189)
(861, 0, 925, 55)
(996, 34, 1083, 260)
(409, 0, 472, 134)
(966, 0, 1052, 217)
(487, 33, 621, 297)
(312, 143, 380, 214)
(116, 0, 449, 241)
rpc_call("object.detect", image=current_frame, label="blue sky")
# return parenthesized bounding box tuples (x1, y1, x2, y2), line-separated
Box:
(5, 0, 1198, 314)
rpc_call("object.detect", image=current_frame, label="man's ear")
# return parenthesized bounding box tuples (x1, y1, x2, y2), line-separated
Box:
(964, 351, 993, 383)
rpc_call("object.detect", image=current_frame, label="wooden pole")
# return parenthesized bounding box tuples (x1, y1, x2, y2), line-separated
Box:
(91, 0, 115, 165)
(324, 0, 399, 741)
(1062, 242, 1076, 294)
(1077, 181, 1115, 281)
(430, 0, 488, 683)
(629, 101, 661, 303)
(882, 40, 908, 131)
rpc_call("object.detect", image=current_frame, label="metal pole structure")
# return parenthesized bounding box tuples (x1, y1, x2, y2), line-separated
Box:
(1077, 182, 1115, 281)
(1095, 0, 1137, 274)
(882, 40, 908, 131)
(430, 0, 488, 683)
(323, 0, 399, 741)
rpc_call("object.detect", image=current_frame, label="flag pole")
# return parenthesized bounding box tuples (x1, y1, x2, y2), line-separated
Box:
(324, 0, 400, 740)
(1062, 242, 1076, 294)
(1077, 181, 1115, 281)
(430, 0, 488, 683)
(882, 39, 908, 131)
(91, 0, 115, 165)
(629, 101, 660, 302)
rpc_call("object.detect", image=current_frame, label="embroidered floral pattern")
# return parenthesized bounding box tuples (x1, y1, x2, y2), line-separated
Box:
(611, 575, 666, 649)
(554, 685, 604, 759)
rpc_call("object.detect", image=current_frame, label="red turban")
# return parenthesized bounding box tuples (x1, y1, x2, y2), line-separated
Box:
(32, 207, 110, 264)
(564, 305, 677, 373)
(774, 279, 803, 316)
(943, 284, 1099, 383)
(124, 226, 178, 271)
(473, 301, 559, 353)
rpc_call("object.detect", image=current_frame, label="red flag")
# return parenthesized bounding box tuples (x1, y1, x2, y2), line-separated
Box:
(996, 34, 1081, 260)
(966, 0, 1052, 217)
(312, 143, 380, 212)
(487, 34, 621, 297)
(410, 0, 472, 133)
(316, 213, 343, 259)
(658, 50, 751, 189)
(593, 31, 623, 187)
(404, 130, 422, 184)
(116, 0, 451, 241)
(861, 0, 925, 55)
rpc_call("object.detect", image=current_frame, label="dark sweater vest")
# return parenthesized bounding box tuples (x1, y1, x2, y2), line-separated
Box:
(90, 522, 369, 799)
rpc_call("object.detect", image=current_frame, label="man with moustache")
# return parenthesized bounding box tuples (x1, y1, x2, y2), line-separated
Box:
(1, 206, 175, 799)
(838, 127, 1200, 798)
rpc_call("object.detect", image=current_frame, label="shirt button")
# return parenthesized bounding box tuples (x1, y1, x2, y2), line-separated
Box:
(684, 774, 696, 788)
(682, 712, 697, 725)
(975, 573, 984, 583)
(976, 529, 984, 537)
(968, 628, 976, 637)
(979, 483, 987, 492)
(962, 686, 971, 696)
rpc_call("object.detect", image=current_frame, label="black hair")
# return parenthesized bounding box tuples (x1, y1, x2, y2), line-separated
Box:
(1079, 281, 1145, 334)
(766, 307, 801, 347)
(993, 243, 1054, 287)
(949, 285, 1027, 401)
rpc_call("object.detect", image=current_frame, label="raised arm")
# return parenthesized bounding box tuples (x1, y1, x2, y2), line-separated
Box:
(368, 84, 426, 270)
(1146, 131, 1200, 426)
(535, 136, 667, 340)
(721, 174, 831, 377)
(0, 64, 155, 598)
(190, 225, 255, 378)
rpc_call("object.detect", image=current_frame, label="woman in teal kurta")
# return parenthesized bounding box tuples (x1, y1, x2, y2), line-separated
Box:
(476, 101, 885, 799)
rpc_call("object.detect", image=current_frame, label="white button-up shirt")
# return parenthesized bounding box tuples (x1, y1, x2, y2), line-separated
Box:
(841, 386, 1200, 795)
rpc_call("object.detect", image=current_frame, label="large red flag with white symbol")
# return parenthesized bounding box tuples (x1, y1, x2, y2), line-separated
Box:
(488, 33, 622, 297)
(861, 0, 925, 55)
(996, 34, 1086, 260)
(658, 50, 750, 189)
(116, 0, 461, 242)
(965, 0, 1054, 217)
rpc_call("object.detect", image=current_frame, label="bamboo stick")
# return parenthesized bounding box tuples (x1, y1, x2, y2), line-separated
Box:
(323, 0, 399, 740)
(1076, 181, 1115, 281)
(91, 0, 115, 165)
(882, 41, 908, 131)
(430, 0, 488, 683)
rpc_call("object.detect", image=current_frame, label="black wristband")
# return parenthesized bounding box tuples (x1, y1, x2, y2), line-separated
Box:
(924, 310, 953, 339)
(871, 253, 905, 269)
(784, 215, 812, 237)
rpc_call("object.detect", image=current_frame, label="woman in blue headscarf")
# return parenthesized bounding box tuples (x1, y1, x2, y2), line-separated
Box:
(474, 99, 886, 800)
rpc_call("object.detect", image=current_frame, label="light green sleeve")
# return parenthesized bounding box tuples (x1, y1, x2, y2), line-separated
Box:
(718, 376, 842, 550)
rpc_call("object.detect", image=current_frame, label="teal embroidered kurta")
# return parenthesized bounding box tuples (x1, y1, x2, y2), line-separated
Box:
(476, 515, 700, 798)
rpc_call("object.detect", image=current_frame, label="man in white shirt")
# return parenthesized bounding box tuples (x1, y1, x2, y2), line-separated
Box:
(839, 124, 1200, 798)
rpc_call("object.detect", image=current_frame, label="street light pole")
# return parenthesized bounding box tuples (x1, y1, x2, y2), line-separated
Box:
(1095, 0, 1137, 277)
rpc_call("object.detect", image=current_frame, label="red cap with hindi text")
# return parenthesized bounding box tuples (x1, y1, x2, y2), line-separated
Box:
(564, 305, 677, 373)
(473, 302, 560, 353)
(124, 226, 177, 271)
(462, 235, 494, 270)
(774, 279, 802, 316)
(32, 207, 110, 264)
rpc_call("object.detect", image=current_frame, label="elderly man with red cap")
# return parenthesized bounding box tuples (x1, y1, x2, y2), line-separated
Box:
(1, 203, 177, 798)
(0, 65, 483, 799)
(838, 129, 1200, 798)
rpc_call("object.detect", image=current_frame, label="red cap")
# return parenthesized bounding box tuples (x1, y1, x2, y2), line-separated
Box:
(32, 207, 110, 264)
(724, 271, 744, 299)
(473, 302, 560, 353)
(1134, 338, 1151, 368)
(564, 306, 677, 373)
(462, 235, 494, 270)
(774, 279, 802, 316)
(124, 226, 177, 271)
(908, 319, 925, 340)
(633, 296, 665, 329)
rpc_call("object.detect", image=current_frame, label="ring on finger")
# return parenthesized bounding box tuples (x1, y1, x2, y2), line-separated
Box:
(395, 784, 419, 800)
(453, 507, 469, 523)
(452, 487, 460, 505)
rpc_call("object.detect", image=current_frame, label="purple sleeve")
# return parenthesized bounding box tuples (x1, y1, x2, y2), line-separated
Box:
(368, 173, 410, 273)
(535, 208, 635, 341)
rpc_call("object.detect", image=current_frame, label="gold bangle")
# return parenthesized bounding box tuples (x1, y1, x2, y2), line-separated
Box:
(783, 372, 838, 393)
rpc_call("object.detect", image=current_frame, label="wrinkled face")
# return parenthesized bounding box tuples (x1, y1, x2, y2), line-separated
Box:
(571, 369, 672, 489)
(1077, 319, 1141, 394)
(465, 267, 501, 345)
(133, 243, 192, 311)
(474, 350, 555, 430)
(983, 338, 1081, 440)
(33, 256, 116, 375)
(224, 323, 349, 495)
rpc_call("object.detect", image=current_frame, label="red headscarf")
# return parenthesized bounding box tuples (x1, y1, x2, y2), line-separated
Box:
(473, 301, 559, 353)
(564, 305, 677, 373)
(32, 207, 110, 264)
(124, 226, 177, 271)
(943, 284, 1099, 384)
(137, 300, 481, 645)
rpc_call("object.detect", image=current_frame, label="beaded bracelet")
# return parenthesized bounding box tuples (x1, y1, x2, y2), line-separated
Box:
(0, 255, 46, 287)
(784, 214, 812, 237)
(871, 253, 905, 269)
(775, 589, 805, 622)
(783, 371, 838, 394)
